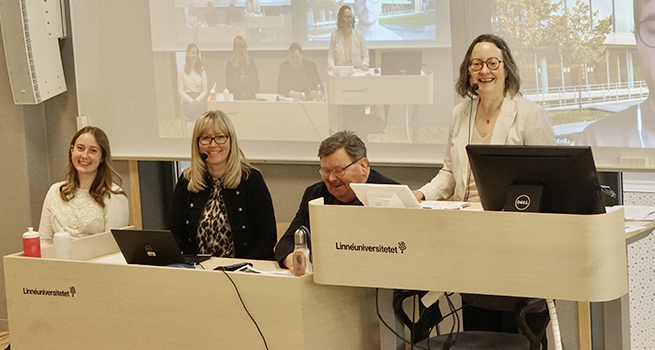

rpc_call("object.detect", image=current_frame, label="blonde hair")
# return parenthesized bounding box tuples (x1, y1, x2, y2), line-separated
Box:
(61, 126, 125, 207)
(184, 110, 251, 192)
(230, 36, 250, 68)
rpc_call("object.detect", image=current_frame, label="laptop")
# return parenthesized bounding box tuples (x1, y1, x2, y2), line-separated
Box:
(350, 183, 469, 210)
(380, 50, 423, 76)
(333, 66, 355, 76)
(111, 229, 211, 266)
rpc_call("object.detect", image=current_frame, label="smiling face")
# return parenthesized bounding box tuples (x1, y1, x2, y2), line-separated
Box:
(468, 41, 506, 99)
(70, 132, 102, 179)
(199, 128, 231, 173)
(186, 45, 199, 65)
(354, 0, 382, 26)
(320, 148, 368, 203)
(233, 38, 248, 59)
(341, 8, 354, 30)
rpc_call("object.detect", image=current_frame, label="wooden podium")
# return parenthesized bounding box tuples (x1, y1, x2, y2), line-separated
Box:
(3, 231, 379, 349)
(326, 72, 433, 141)
(309, 198, 628, 302)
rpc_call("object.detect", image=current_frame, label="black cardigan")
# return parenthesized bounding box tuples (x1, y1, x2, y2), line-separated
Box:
(169, 168, 276, 260)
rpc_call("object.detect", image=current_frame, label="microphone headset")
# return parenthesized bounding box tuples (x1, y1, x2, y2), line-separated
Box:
(200, 152, 208, 161)
(464, 83, 479, 202)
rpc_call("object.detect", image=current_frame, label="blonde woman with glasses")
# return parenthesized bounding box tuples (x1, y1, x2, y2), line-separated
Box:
(169, 110, 276, 260)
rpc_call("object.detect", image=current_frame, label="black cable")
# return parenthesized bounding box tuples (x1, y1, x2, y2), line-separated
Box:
(218, 268, 269, 350)
(375, 288, 433, 350)
(293, 100, 323, 139)
(411, 293, 416, 350)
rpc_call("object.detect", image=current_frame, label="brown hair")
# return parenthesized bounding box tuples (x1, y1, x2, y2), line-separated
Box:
(184, 43, 205, 75)
(318, 130, 367, 162)
(337, 5, 354, 31)
(60, 126, 125, 208)
(455, 34, 521, 99)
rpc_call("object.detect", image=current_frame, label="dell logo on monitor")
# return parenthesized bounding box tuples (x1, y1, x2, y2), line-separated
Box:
(514, 195, 531, 211)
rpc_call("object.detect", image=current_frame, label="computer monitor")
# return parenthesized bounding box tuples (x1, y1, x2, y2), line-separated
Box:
(466, 145, 606, 215)
(381, 50, 423, 76)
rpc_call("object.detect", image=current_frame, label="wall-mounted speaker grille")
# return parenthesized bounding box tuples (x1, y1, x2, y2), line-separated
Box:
(0, 0, 67, 104)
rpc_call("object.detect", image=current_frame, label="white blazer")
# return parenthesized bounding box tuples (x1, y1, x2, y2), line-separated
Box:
(327, 28, 369, 68)
(420, 95, 556, 201)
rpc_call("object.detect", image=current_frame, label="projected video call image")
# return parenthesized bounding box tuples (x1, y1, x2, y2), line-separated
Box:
(307, 0, 438, 42)
(144, 0, 650, 151)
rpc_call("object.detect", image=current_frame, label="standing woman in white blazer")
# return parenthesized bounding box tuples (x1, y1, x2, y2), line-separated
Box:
(327, 5, 369, 72)
(412, 33, 555, 335)
(414, 34, 555, 203)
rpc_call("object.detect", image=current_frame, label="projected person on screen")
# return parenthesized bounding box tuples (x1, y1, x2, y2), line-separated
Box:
(224, 4, 243, 26)
(225, 36, 260, 100)
(178, 43, 208, 121)
(577, 0, 655, 147)
(38, 127, 129, 244)
(277, 43, 322, 100)
(169, 111, 276, 260)
(274, 131, 398, 269)
(327, 5, 370, 72)
(185, 4, 199, 43)
(203, 1, 218, 27)
(244, 0, 261, 16)
(354, 0, 402, 41)
(412, 34, 555, 334)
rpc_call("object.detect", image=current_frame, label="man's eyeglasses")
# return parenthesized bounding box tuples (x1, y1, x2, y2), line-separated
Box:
(637, 19, 655, 48)
(469, 57, 503, 72)
(198, 135, 229, 145)
(318, 157, 362, 177)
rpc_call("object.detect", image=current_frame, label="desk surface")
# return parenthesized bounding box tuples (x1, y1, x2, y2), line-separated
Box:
(207, 94, 329, 142)
(3, 232, 379, 350)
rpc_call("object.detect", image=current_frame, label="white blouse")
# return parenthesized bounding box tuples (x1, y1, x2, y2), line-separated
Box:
(38, 182, 129, 244)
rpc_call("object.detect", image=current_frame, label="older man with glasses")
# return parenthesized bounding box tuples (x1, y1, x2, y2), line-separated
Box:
(578, 0, 655, 147)
(274, 130, 397, 269)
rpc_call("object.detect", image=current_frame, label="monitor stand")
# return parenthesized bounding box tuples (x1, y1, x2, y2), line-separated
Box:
(503, 185, 543, 212)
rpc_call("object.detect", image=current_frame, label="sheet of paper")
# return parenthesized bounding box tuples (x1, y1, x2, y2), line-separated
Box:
(622, 205, 655, 221)
(421, 201, 470, 210)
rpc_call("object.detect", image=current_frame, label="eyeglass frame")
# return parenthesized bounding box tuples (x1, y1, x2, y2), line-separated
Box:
(469, 57, 503, 72)
(318, 157, 363, 177)
(636, 19, 655, 48)
(198, 134, 230, 145)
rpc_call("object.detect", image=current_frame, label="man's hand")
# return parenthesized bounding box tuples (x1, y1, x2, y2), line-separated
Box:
(283, 254, 294, 270)
(412, 190, 425, 201)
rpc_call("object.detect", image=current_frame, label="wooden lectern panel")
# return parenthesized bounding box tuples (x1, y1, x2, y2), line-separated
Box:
(327, 73, 434, 105)
(310, 198, 627, 302)
(4, 232, 379, 349)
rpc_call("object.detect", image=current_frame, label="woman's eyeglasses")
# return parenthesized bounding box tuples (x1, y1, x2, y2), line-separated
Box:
(198, 135, 229, 145)
(469, 57, 503, 71)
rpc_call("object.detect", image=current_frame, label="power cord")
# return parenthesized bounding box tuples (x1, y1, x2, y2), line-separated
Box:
(217, 267, 269, 350)
(375, 288, 433, 350)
